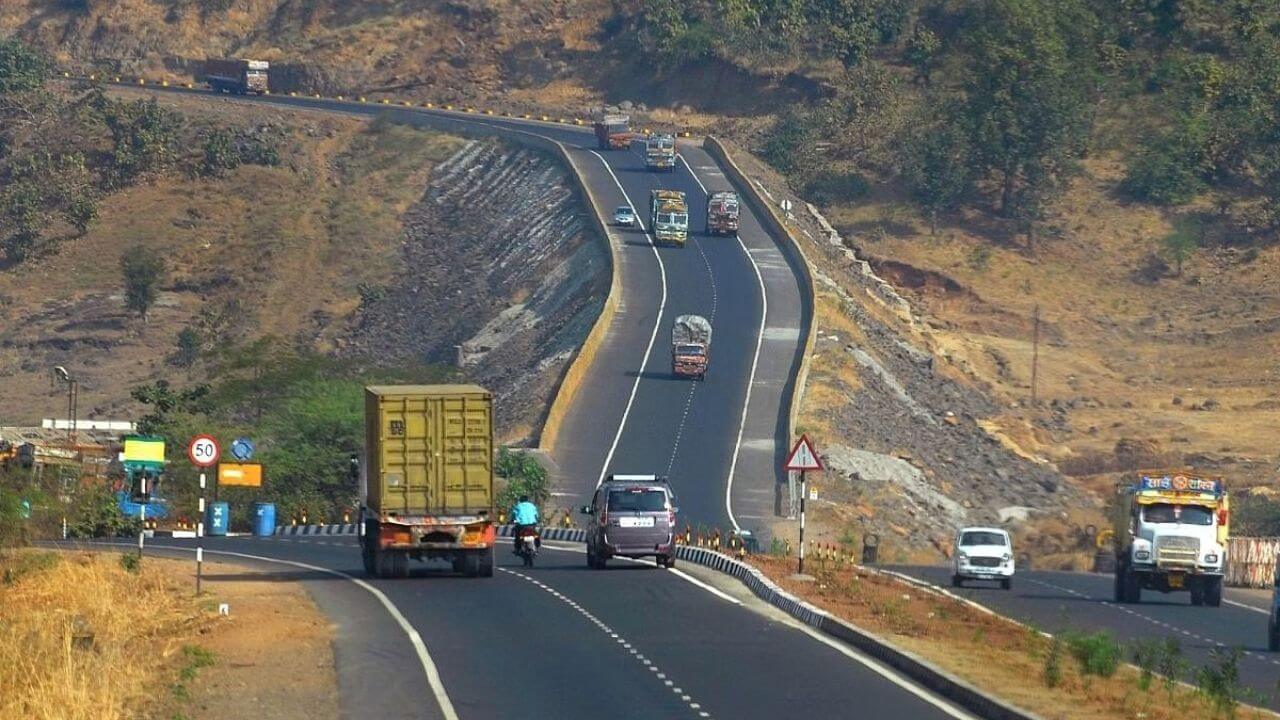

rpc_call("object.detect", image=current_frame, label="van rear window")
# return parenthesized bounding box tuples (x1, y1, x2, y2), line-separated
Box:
(608, 489, 666, 512)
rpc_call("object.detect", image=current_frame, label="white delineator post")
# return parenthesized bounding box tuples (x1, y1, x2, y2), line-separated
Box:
(798, 469, 806, 574)
(197, 471, 206, 595)
(137, 474, 147, 558)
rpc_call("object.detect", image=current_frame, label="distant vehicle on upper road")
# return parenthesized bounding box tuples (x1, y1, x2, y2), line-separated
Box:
(203, 58, 269, 95)
(613, 205, 637, 227)
(581, 474, 679, 569)
(593, 114, 632, 151)
(952, 527, 1014, 589)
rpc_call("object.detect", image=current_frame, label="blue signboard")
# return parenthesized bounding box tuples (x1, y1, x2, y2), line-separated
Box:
(231, 437, 256, 461)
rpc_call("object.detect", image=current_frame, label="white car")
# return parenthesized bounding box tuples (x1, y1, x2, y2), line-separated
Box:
(952, 527, 1015, 590)
(613, 205, 637, 227)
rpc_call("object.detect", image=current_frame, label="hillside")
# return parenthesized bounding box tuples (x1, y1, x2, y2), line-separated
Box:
(4, 0, 1280, 549)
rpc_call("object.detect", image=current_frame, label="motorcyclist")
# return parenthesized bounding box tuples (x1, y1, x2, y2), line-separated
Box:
(510, 495, 540, 554)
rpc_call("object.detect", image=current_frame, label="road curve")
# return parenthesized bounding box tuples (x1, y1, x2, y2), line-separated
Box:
(892, 565, 1280, 710)
(96, 83, 968, 719)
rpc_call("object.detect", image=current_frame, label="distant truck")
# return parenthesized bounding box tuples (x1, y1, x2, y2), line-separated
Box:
(203, 58, 269, 95)
(1112, 470, 1228, 606)
(645, 133, 676, 172)
(671, 315, 711, 380)
(650, 189, 689, 246)
(705, 191, 740, 236)
(358, 385, 496, 578)
(593, 114, 632, 150)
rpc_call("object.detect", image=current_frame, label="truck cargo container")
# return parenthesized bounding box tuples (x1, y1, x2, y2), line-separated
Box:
(593, 114, 632, 150)
(650, 189, 689, 247)
(705, 191, 740, 235)
(202, 58, 269, 95)
(359, 385, 496, 578)
(671, 315, 711, 380)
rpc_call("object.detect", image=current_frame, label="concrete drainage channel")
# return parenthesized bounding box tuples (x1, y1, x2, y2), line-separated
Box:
(280, 523, 1036, 720)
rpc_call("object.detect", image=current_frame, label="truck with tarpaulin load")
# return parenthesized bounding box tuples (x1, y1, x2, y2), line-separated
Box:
(671, 315, 711, 380)
(645, 133, 676, 172)
(593, 114, 632, 150)
(202, 58, 270, 95)
(1111, 470, 1228, 607)
(358, 385, 496, 578)
(650, 189, 689, 247)
(705, 191, 740, 235)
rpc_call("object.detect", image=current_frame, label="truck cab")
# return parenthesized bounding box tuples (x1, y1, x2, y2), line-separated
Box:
(1113, 471, 1227, 606)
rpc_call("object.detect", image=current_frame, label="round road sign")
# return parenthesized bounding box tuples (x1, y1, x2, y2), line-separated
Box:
(188, 435, 220, 468)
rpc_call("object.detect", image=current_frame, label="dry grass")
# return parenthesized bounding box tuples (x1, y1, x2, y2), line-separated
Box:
(750, 555, 1276, 720)
(0, 550, 201, 720)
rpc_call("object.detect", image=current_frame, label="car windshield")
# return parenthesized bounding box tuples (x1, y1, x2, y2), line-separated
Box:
(616, 207, 632, 215)
(608, 489, 667, 512)
(960, 531, 1008, 547)
(1143, 503, 1213, 525)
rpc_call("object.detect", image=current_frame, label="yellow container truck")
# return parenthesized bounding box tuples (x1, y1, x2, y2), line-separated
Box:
(359, 385, 496, 578)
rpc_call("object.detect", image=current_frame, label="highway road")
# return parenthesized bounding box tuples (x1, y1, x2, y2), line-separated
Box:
(892, 565, 1280, 709)
(87, 83, 974, 720)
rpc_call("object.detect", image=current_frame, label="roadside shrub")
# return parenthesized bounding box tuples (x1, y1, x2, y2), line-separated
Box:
(119, 552, 141, 573)
(1043, 633, 1064, 688)
(66, 482, 141, 539)
(172, 327, 201, 368)
(495, 448, 550, 517)
(1197, 647, 1243, 718)
(1131, 638, 1162, 691)
(1065, 631, 1123, 678)
(1122, 116, 1209, 206)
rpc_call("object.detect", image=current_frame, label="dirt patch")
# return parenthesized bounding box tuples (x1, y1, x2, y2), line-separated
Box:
(749, 554, 1272, 720)
(0, 549, 337, 720)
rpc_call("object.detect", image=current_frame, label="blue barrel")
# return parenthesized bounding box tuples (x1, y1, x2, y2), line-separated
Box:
(252, 502, 276, 537)
(207, 502, 229, 537)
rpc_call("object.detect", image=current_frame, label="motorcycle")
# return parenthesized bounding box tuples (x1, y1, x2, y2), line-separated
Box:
(515, 527, 541, 567)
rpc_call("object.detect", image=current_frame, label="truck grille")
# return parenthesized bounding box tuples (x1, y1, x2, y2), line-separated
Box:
(1155, 536, 1200, 568)
(969, 557, 1001, 568)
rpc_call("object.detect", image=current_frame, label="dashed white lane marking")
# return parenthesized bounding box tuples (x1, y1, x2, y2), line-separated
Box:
(1024, 576, 1280, 667)
(500, 567, 712, 718)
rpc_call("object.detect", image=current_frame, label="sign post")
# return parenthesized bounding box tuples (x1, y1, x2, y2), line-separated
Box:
(188, 435, 220, 595)
(784, 434, 823, 575)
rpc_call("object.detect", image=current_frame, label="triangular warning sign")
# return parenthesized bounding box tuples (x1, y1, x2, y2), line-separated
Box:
(784, 434, 823, 471)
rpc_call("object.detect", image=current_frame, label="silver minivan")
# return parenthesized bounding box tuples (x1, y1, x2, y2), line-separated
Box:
(581, 475, 678, 569)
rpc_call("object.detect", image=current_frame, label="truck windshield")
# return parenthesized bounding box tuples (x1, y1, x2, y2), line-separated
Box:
(608, 489, 667, 512)
(1143, 503, 1213, 525)
(674, 214, 688, 225)
(675, 344, 704, 355)
(960, 531, 1007, 547)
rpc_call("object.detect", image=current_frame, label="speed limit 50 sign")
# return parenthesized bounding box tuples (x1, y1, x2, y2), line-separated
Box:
(188, 435, 220, 468)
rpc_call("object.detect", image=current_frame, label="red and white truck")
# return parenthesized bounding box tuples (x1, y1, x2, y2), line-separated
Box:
(705, 191, 740, 236)
(593, 114, 632, 150)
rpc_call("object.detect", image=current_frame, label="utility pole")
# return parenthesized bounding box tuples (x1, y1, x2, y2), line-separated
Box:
(1030, 304, 1041, 406)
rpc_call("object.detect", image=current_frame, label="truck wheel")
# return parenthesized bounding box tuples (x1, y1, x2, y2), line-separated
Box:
(1122, 567, 1142, 603)
(452, 556, 467, 574)
(1190, 583, 1205, 606)
(361, 539, 376, 577)
(952, 574, 962, 588)
(1001, 577, 1012, 591)
(1113, 563, 1124, 602)
(479, 547, 495, 577)
(392, 550, 410, 579)
(1270, 614, 1280, 652)
(1204, 577, 1223, 607)
(372, 544, 397, 579)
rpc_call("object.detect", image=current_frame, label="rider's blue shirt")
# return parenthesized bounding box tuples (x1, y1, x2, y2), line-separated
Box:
(511, 501, 539, 525)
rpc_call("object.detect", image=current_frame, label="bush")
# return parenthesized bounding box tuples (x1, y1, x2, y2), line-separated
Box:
(1066, 631, 1123, 678)
(803, 170, 870, 205)
(1043, 633, 1064, 688)
(172, 327, 201, 368)
(66, 483, 141, 539)
(495, 448, 550, 517)
(1197, 647, 1243, 718)
(1123, 116, 1209, 205)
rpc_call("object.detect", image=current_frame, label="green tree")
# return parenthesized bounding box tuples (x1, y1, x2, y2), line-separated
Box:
(0, 180, 43, 261)
(962, 0, 1099, 245)
(201, 128, 239, 177)
(130, 379, 211, 435)
(900, 103, 973, 234)
(1161, 220, 1199, 276)
(173, 327, 201, 368)
(0, 38, 49, 97)
(120, 244, 165, 320)
(904, 24, 942, 86)
(99, 97, 183, 186)
(1123, 113, 1210, 205)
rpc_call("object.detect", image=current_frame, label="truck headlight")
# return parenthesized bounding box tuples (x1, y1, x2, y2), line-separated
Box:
(958, 552, 968, 564)
(1135, 550, 1151, 561)
(1204, 553, 1219, 564)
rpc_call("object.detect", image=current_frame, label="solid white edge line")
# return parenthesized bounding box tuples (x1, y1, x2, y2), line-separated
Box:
(786, 620, 978, 720)
(1224, 598, 1270, 616)
(75, 542, 459, 720)
(679, 154, 767, 534)
(588, 148, 668, 488)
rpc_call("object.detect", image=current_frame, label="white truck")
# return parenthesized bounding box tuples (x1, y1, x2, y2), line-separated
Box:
(650, 189, 688, 247)
(1112, 471, 1228, 607)
(645, 134, 676, 172)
